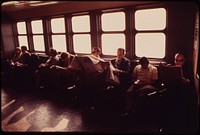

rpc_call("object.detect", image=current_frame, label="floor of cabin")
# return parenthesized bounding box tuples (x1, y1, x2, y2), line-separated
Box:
(1, 79, 162, 134)
(1, 77, 198, 134)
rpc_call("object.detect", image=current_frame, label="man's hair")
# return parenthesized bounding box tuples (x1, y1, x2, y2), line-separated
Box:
(139, 56, 149, 65)
(21, 46, 27, 51)
(118, 48, 125, 54)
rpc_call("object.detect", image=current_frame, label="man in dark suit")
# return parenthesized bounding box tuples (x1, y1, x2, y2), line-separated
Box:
(111, 48, 131, 90)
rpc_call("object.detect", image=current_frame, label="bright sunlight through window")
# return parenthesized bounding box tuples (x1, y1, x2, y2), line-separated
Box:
(73, 34, 91, 53)
(102, 12, 125, 31)
(31, 20, 43, 34)
(135, 8, 166, 30)
(51, 18, 65, 33)
(135, 8, 166, 58)
(17, 22, 27, 34)
(52, 35, 67, 52)
(33, 35, 45, 51)
(72, 15, 90, 32)
(73, 34, 91, 54)
(102, 34, 125, 55)
(135, 33, 165, 58)
(18, 36, 28, 49)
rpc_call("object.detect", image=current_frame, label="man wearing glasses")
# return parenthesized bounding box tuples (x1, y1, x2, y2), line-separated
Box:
(174, 53, 190, 84)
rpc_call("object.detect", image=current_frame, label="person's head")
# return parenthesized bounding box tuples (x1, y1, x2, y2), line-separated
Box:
(139, 57, 149, 69)
(60, 52, 69, 61)
(91, 47, 101, 57)
(15, 47, 21, 55)
(174, 53, 185, 67)
(21, 46, 28, 53)
(49, 48, 58, 57)
(117, 48, 125, 60)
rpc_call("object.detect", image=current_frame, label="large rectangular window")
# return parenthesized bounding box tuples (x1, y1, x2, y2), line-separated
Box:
(135, 8, 166, 58)
(72, 15, 91, 53)
(51, 17, 67, 52)
(31, 20, 45, 51)
(101, 12, 126, 55)
(17, 22, 29, 49)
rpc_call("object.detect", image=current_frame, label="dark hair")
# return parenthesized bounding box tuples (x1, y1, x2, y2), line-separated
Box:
(139, 57, 149, 65)
(49, 48, 58, 56)
(21, 46, 28, 51)
(60, 52, 69, 60)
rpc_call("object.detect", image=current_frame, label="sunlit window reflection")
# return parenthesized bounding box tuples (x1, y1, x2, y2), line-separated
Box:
(102, 12, 125, 31)
(135, 8, 166, 30)
(51, 18, 65, 33)
(72, 15, 90, 32)
(102, 34, 125, 55)
(52, 35, 67, 52)
(73, 34, 91, 53)
(135, 33, 165, 58)
(33, 35, 45, 51)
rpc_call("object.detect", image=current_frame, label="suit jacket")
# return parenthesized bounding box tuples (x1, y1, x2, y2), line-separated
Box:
(111, 57, 131, 87)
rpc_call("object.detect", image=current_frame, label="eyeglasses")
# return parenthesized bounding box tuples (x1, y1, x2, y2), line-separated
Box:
(175, 59, 184, 62)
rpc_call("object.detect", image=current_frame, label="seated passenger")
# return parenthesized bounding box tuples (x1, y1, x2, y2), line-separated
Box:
(50, 52, 75, 88)
(9, 47, 22, 66)
(3, 47, 22, 84)
(35, 48, 60, 88)
(172, 53, 190, 85)
(110, 48, 131, 89)
(87, 47, 108, 73)
(122, 56, 158, 117)
(4, 46, 31, 87)
(17, 46, 31, 67)
(160, 53, 194, 132)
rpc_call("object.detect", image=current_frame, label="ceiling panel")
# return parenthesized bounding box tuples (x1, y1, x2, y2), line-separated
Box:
(1, 1, 158, 20)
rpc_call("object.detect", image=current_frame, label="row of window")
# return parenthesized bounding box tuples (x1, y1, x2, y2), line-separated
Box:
(16, 8, 166, 58)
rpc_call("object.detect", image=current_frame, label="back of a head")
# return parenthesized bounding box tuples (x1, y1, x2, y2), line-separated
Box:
(60, 52, 69, 60)
(49, 48, 58, 56)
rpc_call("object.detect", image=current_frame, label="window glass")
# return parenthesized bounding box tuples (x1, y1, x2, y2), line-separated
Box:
(135, 33, 165, 58)
(102, 12, 125, 31)
(33, 35, 45, 51)
(102, 34, 125, 55)
(31, 20, 43, 34)
(51, 18, 65, 33)
(52, 35, 67, 52)
(135, 8, 166, 30)
(72, 15, 90, 32)
(73, 34, 91, 53)
(18, 36, 28, 49)
(17, 22, 27, 34)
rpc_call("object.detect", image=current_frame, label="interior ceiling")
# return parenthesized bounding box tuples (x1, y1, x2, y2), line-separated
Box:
(1, 1, 159, 20)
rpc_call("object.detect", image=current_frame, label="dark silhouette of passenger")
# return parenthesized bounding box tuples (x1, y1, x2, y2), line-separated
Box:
(121, 57, 158, 117)
(50, 52, 75, 88)
(35, 48, 59, 88)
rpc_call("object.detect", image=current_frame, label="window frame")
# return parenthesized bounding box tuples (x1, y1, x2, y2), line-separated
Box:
(71, 13, 92, 54)
(50, 16, 68, 53)
(100, 9, 127, 57)
(133, 6, 167, 60)
(31, 19, 45, 52)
